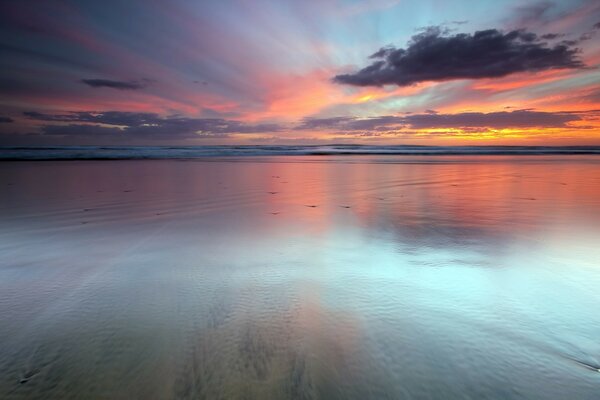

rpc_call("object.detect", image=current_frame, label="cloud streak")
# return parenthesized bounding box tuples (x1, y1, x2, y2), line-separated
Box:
(334, 27, 584, 87)
(297, 110, 580, 132)
(25, 111, 281, 140)
(296, 116, 404, 131)
(403, 110, 579, 129)
(81, 79, 150, 90)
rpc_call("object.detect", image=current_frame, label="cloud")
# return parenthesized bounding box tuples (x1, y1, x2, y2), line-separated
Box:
(540, 33, 563, 40)
(296, 110, 580, 132)
(402, 110, 579, 129)
(25, 111, 156, 125)
(25, 111, 281, 139)
(0, 116, 14, 123)
(296, 116, 404, 131)
(37, 124, 227, 140)
(578, 21, 600, 42)
(81, 79, 150, 90)
(25, 109, 584, 141)
(39, 124, 131, 138)
(333, 27, 583, 87)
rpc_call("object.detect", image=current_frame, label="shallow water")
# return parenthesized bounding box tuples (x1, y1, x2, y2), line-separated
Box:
(1, 156, 600, 399)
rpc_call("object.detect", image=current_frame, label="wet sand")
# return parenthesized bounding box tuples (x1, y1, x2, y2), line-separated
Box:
(1, 155, 600, 399)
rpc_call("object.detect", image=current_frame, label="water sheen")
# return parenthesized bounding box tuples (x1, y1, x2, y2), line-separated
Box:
(1, 155, 599, 399)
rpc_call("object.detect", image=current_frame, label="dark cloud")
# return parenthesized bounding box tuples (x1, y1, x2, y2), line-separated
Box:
(81, 79, 149, 90)
(540, 33, 563, 40)
(296, 110, 580, 132)
(25, 111, 281, 140)
(296, 116, 404, 131)
(578, 22, 600, 42)
(25, 111, 159, 125)
(38, 124, 227, 140)
(403, 110, 579, 129)
(295, 116, 354, 130)
(0, 116, 14, 123)
(334, 27, 583, 87)
(40, 124, 129, 138)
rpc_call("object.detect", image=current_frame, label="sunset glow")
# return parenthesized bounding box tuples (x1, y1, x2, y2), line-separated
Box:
(0, 0, 599, 145)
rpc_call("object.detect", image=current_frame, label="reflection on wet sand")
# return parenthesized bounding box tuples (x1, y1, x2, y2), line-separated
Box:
(1, 156, 600, 399)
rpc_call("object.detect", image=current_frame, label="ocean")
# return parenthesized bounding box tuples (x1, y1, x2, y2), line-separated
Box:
(1, 152, 599, 399)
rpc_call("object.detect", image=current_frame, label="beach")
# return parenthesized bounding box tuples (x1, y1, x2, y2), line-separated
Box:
(1, 155, 600, 399)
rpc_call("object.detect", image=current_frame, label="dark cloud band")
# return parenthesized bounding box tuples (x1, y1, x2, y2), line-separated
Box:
(296, 116, 404, 131)
(81, 79, 148, 90)
(25, 111, 281, 139)
(298, 110, 580, 132)
(334, 27, 583, 87)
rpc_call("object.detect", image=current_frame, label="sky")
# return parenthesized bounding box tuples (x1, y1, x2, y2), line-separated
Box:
(0, 0, 599, 146)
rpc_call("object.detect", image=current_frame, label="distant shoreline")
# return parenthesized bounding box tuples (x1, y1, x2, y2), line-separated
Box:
(1, 145, 600, 160)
